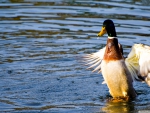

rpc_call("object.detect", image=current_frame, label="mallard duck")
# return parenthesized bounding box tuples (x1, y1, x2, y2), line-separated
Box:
(83, 19, 150, 100)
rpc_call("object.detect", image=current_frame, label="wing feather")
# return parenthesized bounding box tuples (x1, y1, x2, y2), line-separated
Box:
(125, 44, 150, 86)
(82, 47, 105, 73)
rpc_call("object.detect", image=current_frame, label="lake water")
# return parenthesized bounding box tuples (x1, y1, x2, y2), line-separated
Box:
(0, 0, 150, 112)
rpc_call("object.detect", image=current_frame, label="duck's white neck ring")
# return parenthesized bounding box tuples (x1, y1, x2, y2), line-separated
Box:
(108, 37, 117, 39)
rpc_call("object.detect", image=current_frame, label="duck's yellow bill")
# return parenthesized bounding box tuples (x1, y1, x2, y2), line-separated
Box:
(97, 26, 106, 37)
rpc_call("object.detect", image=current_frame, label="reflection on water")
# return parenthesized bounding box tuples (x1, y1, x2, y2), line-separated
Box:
(0, 0, 150, 112)
(102, 102, 135, 113)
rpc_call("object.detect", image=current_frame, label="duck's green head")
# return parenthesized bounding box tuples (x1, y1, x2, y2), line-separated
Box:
(97, 19, 117, 37)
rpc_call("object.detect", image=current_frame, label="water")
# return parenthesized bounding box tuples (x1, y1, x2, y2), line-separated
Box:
(0, 0, 150, 112)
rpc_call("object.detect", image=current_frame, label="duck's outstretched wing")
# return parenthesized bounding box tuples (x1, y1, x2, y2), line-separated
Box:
(125, 44, 150, 86)
(82, 47, 105, 73)
(82, 43, 123, 73)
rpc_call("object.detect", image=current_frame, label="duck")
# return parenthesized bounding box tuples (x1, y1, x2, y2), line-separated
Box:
(83, 19, 150, 101)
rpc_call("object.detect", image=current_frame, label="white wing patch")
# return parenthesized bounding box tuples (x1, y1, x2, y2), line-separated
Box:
(126, 44, 150, 86)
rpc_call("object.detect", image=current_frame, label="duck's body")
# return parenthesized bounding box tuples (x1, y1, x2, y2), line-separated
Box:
(83, 19, 150, 100)
(101, 37, 136, 99)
